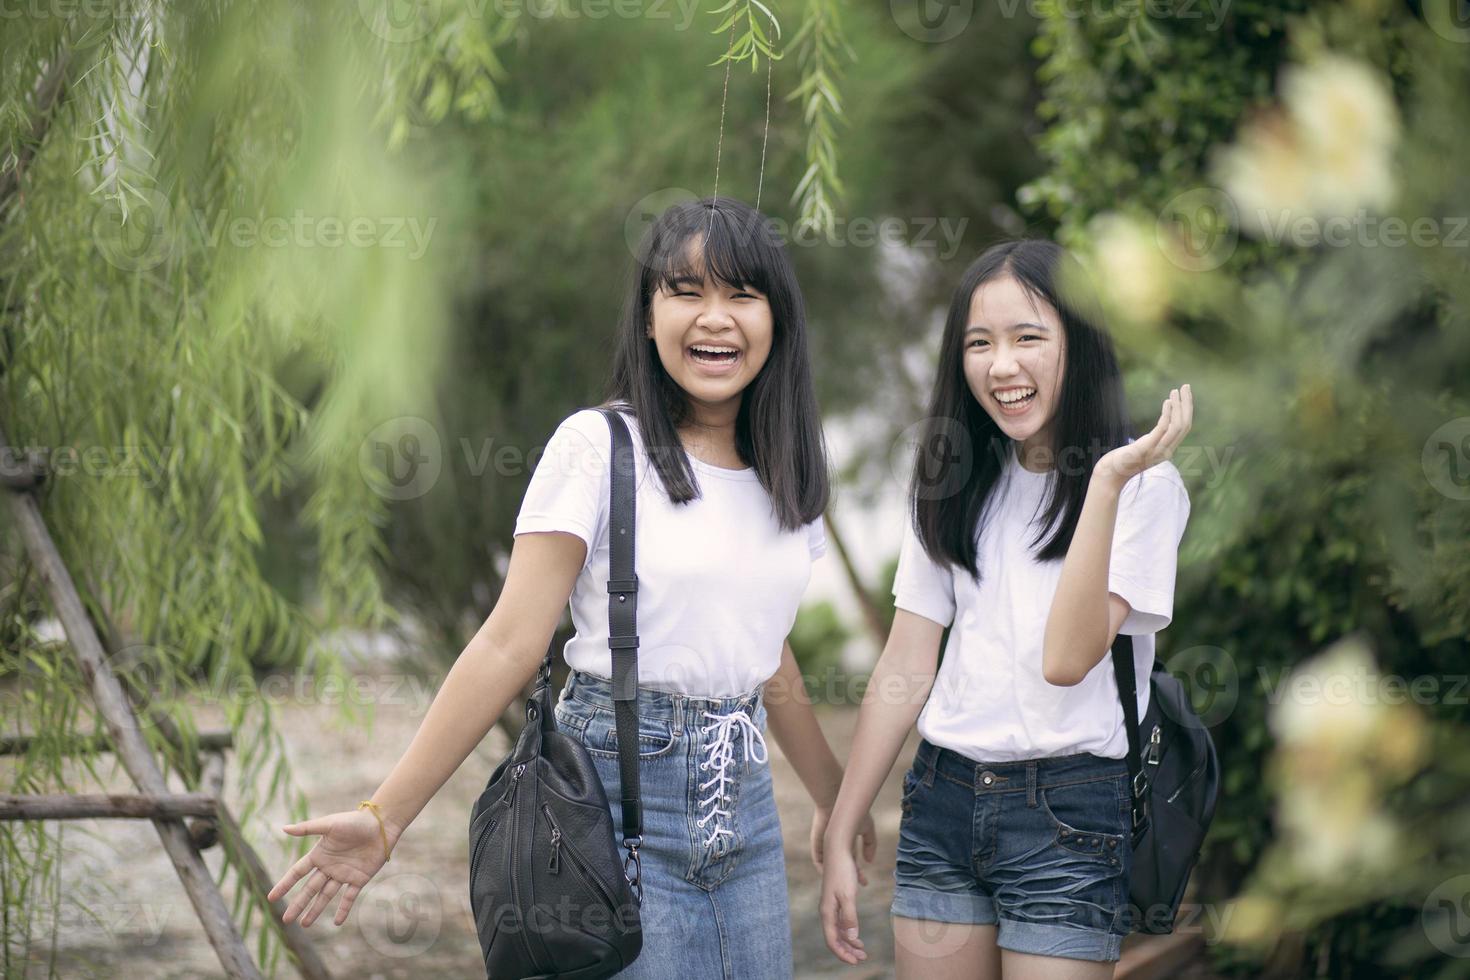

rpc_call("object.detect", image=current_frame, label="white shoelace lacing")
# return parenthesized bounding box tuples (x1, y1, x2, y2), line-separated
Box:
(695, 708, 767, 850)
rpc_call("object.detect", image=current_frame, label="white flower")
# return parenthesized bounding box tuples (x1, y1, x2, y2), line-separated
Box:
(1080, 214, 1173, 324)
(1215, 54, 1400, 234)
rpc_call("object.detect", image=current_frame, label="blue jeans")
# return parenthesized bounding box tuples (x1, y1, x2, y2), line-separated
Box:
(553, 669, 793, 979)
(891, 738, 1133, 962)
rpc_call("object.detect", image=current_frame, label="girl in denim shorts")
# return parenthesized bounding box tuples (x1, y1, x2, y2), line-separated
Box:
(819, 239, 1193, 978)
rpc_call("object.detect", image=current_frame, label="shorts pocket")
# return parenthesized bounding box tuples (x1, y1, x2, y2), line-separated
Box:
(1039, 777, 1127, 865)
(899, 767, 920, 817)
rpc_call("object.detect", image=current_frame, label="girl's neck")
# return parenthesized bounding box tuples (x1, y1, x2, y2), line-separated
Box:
(679, 398, 742, 468)
(1016, 432, 1056, 474)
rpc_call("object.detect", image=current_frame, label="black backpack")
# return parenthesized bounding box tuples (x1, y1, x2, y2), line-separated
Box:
(470, 408, 646, 978)
(1111, 634, 1221, 935)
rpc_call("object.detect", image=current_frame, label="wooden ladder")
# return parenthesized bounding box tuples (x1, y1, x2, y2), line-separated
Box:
(0, 423, 332, 980)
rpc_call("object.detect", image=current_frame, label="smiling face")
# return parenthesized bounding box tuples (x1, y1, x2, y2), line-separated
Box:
(645, 240, 774, 419)
(963, 274, 1067, 466)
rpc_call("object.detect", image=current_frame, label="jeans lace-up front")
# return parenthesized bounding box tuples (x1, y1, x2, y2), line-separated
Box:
(695, 709, 768, 850)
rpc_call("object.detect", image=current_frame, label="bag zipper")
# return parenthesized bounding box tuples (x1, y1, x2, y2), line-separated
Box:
(540, 804, 621, 909)
(468, 775, 518, 886)
(1168, 759, 1208, 804)
(504, 764, 540, 969)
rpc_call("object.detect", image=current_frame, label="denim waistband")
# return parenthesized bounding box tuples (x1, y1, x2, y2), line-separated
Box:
(915, 738, 1127, 794)
(561, 668, 764, 725)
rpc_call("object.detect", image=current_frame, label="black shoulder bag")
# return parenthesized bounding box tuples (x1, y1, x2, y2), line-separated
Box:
(1111, 633, 1221, 935)
(470, 408, 646, 979)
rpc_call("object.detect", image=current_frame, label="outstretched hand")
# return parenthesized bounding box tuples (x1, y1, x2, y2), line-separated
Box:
(1095, 384, 1193, 490)
(266, 808, 397, 927)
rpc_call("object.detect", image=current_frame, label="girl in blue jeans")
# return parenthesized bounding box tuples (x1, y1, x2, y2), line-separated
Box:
(820, 239, 1193, 979)
(267, 198, 877, 977)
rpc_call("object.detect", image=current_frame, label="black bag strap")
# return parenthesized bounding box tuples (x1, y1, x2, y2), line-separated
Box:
(598, 408, 644, 896)
(1110, 632, 1149, 838)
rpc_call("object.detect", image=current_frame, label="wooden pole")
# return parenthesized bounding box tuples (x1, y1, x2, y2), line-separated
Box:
(0, 792, 218, 820)
(187, 751, 228, 849)
(0, 421, 265, 980)
(0, 728, 235, 757)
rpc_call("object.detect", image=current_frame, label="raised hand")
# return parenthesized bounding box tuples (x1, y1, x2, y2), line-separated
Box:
(266, 808, 400, 927)
(1095, 384, 1194, 489)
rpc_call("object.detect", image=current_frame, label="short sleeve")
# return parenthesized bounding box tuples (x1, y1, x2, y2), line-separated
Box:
(806, 517, 827, 561)
(513, 411, 611, 566)
(892, 520, 957, 628)
(1109, 461, 1190, 635)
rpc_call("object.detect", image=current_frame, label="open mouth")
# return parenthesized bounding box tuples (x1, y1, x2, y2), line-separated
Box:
(688, 344, 742, 372)
(994, 386, 1037, 414)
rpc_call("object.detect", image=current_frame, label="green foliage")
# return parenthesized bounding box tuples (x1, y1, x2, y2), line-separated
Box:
(708, 0, 782, 71)
(786, 0, 854, 236)
(1024, 1, 1470, 974)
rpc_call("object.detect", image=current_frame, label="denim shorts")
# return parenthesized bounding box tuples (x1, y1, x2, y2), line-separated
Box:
(552, 669, 791, 979)
(891, 738, 1133, 962)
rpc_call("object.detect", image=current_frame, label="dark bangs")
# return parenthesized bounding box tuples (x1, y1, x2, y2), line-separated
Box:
(645, 202, 778, 300)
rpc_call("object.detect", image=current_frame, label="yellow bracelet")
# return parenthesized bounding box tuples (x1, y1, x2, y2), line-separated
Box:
(358, 800, 393, 862)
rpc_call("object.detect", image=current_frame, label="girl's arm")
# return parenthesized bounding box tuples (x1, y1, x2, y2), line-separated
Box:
(821, 611, 941, 837)
(1039, 480, 1133, 686)
(1042, 385, 1193, 686)
(268, 530, 585, 926)
(819, 609, 944, 965)
(763, 640, 844, 807)
(363, 530, 586, 838)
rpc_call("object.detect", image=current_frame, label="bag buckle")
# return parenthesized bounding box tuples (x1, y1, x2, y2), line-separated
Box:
(623, 837, 644, 905)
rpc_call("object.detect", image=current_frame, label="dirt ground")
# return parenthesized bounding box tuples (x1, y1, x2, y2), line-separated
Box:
(10, 667, 918, 979)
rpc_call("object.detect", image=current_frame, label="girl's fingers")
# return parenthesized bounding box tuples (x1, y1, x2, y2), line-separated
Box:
(836, 894, 867, 961)
(302, 876, 343, 928)
(282, 817, 331, 838)
(283, 867, 325, 924)
(333, 883, 363, 927)
(267, 852, 318, 903)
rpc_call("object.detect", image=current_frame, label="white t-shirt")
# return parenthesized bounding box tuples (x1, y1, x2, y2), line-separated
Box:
(893, 440, 1190, 762)
(514, 406, 826, 697)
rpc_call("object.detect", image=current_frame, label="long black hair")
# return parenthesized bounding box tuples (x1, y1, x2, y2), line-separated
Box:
(606, 197, 829, 531)
(911, 238, 1130, 577)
